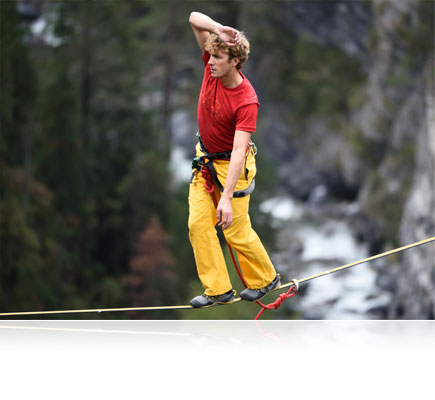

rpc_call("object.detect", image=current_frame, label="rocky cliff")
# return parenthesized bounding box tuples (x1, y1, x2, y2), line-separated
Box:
(253, 0, 434, 318)
(350, 0, 434, 319)
(395, 61, 434, 319)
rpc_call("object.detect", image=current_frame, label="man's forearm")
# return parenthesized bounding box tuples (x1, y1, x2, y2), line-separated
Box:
(189, 12, 222, 34)
(221, 149, 245, 201)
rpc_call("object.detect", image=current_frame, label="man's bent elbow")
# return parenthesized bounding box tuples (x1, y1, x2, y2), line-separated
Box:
(189, 11, 199, 25)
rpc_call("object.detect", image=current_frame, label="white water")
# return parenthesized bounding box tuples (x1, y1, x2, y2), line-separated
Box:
(260, 196, 391, 320)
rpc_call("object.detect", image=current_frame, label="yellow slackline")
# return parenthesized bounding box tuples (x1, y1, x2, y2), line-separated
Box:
(279, 236, 435, 289)
(0, 236, 434, 317)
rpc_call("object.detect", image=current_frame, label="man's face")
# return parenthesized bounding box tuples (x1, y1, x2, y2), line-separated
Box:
(208, 49, 238, 78)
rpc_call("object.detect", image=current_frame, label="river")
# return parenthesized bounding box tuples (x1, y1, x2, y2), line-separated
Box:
(260, 195, 392, 319)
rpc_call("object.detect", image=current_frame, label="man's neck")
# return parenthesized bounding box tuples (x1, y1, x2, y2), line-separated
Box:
(220, 69, 243, 88)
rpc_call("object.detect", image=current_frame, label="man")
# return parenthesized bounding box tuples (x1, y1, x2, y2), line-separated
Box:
(188, 11, 280, 308)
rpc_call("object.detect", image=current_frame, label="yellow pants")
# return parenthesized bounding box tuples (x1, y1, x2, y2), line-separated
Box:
(188, 143, 277, 296)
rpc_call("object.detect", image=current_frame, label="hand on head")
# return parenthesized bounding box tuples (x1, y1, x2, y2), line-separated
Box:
(216, 26, 241, 47)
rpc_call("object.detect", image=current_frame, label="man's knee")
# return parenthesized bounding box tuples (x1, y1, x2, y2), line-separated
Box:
(223, 216, 250, 245)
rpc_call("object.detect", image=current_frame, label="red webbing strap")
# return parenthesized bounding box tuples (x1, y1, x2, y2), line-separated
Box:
(203, 164, 297, 319)
(254, 285, 298, 320)
(200, 165, 215, 193)
(205, 173, 248, 288)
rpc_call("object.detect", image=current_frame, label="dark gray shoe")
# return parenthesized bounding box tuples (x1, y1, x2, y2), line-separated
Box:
(240, 274, 281, 301)
(190, 289, 235, 308)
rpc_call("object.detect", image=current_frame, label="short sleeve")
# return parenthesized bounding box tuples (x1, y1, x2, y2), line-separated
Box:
(235, 104, 259, 133)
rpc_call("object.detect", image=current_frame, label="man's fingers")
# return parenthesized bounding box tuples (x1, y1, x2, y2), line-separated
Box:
(217, 212, 225, 226)
(216, 209, 222, 223)
(220, 26, 241, 47)
(226, 26, 239, 36)
(216, 198, 233, 229)
(218, 213, 232, 230)
(222, 219, 233, 231)
(228, 32, 240, 45)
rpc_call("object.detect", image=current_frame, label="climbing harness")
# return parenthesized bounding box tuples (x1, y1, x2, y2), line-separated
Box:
(191, 131, 256, 198)
(0, 237, 433, 318)
(196, 140, 299, 320)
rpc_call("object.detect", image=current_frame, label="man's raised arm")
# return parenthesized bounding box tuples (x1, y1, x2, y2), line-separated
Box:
(189, 11, 241, 52)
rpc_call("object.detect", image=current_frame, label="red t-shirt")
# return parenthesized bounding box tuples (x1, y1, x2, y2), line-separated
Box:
(197, 52, 260, 154)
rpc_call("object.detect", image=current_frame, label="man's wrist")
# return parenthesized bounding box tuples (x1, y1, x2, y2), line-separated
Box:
(221, 191, 233, 201)
(213, 24, 223, 35)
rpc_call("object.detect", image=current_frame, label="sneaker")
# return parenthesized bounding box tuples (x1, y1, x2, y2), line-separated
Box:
(240, 274, 281, 301)
(190, 289, 235, 308)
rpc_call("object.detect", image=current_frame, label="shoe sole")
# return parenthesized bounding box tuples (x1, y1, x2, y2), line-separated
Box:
(191, 299, 235, 309)
(240, 282, 282, 302)
(191, 277, 283, 307)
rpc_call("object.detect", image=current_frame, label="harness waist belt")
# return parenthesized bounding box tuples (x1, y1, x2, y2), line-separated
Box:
(192, 130, 256, 198)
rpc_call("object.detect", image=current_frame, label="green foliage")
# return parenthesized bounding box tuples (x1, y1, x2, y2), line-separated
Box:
(0, 0, 162, 317)
(0, 196, 49, 312)
(395, 1, 434, 71)
(0, 0, 225, 318)
(379, 1, 434, 92)
(282, 39, 367, 118)
(0, 1, 37, 164)
(346, 126, 385, 168)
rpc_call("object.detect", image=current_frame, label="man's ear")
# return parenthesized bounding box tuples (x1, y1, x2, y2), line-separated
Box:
(231, 57, 240, 68)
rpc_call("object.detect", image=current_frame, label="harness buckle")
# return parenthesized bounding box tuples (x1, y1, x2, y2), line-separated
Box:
(192, 156, 205, 171)
(249, 141, 257, 156)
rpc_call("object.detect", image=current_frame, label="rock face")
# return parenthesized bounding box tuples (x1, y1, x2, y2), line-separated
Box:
(279, 0, 372, 66)
(356, 1, 434, 319)
(172, 0, 433, 318)
(255, 0, 434, 318)
(394, 63, 435, 319)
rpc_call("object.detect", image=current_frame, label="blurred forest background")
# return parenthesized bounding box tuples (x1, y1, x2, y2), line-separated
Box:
(1, 0, 434, 320)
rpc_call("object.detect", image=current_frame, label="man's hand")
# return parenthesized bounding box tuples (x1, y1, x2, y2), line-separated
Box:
(216, 196, 233, 231)
(190, 12, 241, 52)
(216, 130, 251, 231)
(215, 25, 241, 47)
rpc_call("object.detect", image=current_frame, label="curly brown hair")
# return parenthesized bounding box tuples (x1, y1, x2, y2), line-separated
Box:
(204, 32, 250, 70)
